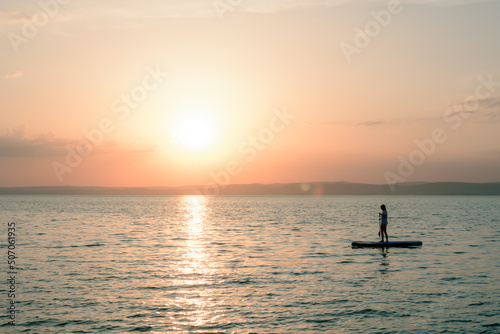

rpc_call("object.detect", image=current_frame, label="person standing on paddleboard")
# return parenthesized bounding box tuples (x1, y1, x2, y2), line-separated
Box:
(379, 205, 388, 242)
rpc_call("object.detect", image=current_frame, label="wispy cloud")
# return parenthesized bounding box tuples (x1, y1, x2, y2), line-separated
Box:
(357, 121, 384, 127)
(306, 106, 499, 129)
(307, 119, 393, 127)
(0, 126, 68, 157)
(444, 96, 500, 111)
(215, 0, 493, 16)
(480, 97, 500, 109)
(0, 11, 29, 24)
(442, 96, 500, 124)
(1, 0, 490, 22)
(0, 126, 153, 157)
(5, 71, 23, 79)
(0, 9, 72, 28)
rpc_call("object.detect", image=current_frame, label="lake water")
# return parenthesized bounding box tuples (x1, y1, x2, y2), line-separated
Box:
(1, 195, 499, 333)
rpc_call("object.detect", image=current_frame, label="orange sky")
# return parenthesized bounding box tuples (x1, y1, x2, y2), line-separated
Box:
(1, 0, 499, 187)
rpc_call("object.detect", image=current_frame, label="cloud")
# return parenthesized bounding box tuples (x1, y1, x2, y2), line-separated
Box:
(0, 126, 66, 157)
(0, 126, 154, 157)
(357, 121, 384, 127)
(306, 99, 500, 129)
(479, 97, 500, 109)
(307, 119, 393, 127)
(214, 0, 493, 16)
(0, 11, 29, 24)
(5, 71, 23, 79)
(307, 119, 400, 127)
(0, 9, 72, 27)
(442, 96, 500, 122)
(1, 0, 489, 22)
(464, 97, 500, 110)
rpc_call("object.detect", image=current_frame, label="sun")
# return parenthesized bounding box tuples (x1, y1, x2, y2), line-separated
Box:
(171, 109, 218, 151)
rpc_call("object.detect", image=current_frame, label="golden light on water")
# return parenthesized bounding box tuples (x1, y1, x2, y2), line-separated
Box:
(180, 196, 212, 278)
(167, 196, 223, 329)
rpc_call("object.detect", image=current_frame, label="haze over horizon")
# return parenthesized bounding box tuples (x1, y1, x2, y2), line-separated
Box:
(1, 0, 500, 187)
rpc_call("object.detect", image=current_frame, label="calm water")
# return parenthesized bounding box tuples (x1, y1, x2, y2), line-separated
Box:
(1, 195, 499, 333)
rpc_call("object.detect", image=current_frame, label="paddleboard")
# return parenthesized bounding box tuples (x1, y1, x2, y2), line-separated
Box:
(352, 241, 422, 248)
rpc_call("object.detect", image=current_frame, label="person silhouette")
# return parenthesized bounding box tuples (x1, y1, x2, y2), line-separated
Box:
(379, 204, 388, 242)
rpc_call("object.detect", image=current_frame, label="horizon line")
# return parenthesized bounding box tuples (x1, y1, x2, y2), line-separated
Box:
(1, 180, 500, 189)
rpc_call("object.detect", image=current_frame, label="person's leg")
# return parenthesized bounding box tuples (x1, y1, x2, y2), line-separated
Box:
(380, 224, 386, 242)
(383, 225, 388, 242)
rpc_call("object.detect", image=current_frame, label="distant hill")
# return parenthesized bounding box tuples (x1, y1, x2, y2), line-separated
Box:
(1, 182, 499, 195)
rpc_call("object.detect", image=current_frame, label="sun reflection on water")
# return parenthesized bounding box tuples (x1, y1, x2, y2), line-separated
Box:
(181, 196, 212, 276)
(167, 196, 223, 330)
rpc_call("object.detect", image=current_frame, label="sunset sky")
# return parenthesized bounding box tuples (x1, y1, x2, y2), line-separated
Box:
(1, 0, 499, 187)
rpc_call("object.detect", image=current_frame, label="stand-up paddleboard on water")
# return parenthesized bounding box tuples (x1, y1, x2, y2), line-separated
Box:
(352, 241, 422, 248)
(352, 204, 422, 248)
